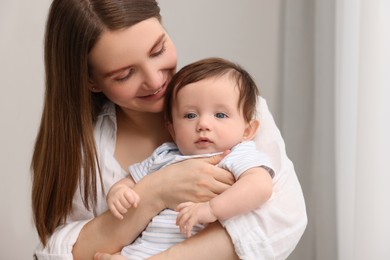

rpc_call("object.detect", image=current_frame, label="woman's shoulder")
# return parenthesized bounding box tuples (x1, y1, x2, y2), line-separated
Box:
(255, 96, 269, 120)
(93, 101, 117, 150)
(94, 102, 116, 130)
(99, 101, 116, 117)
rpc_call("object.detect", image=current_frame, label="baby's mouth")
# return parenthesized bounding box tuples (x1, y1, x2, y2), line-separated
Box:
(196, 138, 212, 144)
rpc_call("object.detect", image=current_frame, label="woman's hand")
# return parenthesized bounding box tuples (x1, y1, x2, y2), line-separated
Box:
(150, 152, 234, 210)
(74, 153, 235, 259)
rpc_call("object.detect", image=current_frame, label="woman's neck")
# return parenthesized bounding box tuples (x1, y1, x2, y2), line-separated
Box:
(114, 106, 172, 168)
(116, 106, 167, 135)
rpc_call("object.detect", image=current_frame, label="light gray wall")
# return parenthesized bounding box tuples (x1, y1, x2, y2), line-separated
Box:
(159, 0, 282, 114)
(0, 0, 51, 258)
(0, 1, 282, 259)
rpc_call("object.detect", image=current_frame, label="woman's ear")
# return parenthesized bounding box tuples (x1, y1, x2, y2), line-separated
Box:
(242, 119, 259, 141)
(88, 78, 102, 93)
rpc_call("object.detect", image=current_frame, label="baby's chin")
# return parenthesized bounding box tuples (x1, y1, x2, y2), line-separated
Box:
(189, 148, 223, 156)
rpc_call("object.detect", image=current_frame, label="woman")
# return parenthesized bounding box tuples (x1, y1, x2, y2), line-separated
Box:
(31, 0, 307, 259)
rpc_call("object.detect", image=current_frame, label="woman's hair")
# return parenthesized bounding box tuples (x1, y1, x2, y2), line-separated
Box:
(31, 0, 161, 245)
(164, 57, 260, 123)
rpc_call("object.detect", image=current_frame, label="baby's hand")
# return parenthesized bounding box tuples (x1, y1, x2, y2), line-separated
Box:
(175, 201, 217, 237)
(107, 183, 140, 219)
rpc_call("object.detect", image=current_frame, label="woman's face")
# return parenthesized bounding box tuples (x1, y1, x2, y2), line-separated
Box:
(88, 18, 177, 113)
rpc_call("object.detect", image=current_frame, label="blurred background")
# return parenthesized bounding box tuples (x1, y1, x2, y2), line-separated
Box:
(1, 0, 389, 259)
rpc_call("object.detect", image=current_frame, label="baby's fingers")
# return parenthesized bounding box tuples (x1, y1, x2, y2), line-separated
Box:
(176, 201, 194, 212)
(185, 220, 195, 238)
(108, 203, 125, 220)
(176, 208, 191, 234)
(176, 208, 195, 237)
(123, 190, 140, 208)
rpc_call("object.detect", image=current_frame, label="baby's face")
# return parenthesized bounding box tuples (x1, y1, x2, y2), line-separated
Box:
(169, 75, 250, 155)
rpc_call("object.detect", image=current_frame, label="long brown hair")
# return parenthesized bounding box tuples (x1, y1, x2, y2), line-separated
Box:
(31, 0, 161, 245)
(164, 57, 260, 123)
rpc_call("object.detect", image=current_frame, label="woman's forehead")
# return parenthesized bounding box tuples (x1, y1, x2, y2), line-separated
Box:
(88, 18, 166, 74)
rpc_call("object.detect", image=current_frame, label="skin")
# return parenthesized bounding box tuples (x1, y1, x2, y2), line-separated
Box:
(171, 76, 272, 237)
(72, 18, 238, 259)
(103, 74, 273, 259)
(168, 76, 256, 154)
(94, 223, 237, 260)
(107, 75, 258, 219)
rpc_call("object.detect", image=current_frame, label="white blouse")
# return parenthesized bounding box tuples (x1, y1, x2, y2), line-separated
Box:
(33, 97, 307, 260)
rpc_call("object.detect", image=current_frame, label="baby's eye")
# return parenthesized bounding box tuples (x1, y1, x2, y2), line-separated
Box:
(184, 113, 197, 119)
(215, 113, 228, 119)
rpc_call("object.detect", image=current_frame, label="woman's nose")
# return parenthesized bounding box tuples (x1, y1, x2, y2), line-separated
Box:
(142, 64, 163, 90)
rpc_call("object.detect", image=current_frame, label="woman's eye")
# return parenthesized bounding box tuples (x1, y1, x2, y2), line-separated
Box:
(151, 41, 166, 57)
(115, 68, 134, 82)
(184, 113, 197, 119)
(215, 113, 228, 119)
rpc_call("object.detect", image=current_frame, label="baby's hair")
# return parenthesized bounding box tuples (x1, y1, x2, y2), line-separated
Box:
(164, 57, 260, 123)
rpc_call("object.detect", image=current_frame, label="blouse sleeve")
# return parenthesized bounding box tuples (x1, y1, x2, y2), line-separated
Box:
(33, 191, 94, 259)
(222, 97, 307, 260)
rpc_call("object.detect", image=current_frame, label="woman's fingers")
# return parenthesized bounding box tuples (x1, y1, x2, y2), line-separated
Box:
(208, 179, 232, 195)
(157, 151, 235, 209)
(202, 152, 225, 165)
(200, 152, 235, 186)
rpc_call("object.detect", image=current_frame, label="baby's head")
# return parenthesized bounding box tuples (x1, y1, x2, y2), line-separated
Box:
(164, 57, 259, 123)
(164, 57, 260, 154)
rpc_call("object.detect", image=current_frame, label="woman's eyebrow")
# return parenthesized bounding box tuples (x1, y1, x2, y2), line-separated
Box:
(149, 33, 166, 53)
(104, 67, 128, 78)
(103, 33, 166, 79)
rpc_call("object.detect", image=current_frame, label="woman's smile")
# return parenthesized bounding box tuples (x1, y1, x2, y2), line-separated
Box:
(139, 79, 168, 101)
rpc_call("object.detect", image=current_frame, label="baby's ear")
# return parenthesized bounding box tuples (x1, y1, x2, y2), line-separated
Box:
(242, 120, 259, 141)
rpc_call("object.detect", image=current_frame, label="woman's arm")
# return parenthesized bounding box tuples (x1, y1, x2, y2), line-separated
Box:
(73, 172, 165, 259)
(94, 223, 238, 260)
(175, 167, 273, 237)
(219, 97, 307, 259)
(150, 222, 239, 260)
(73, 154, 234, 259)
(209, 167, 272, 221)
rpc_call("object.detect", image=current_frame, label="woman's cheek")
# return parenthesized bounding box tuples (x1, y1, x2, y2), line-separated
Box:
(165, 42, 178, 72)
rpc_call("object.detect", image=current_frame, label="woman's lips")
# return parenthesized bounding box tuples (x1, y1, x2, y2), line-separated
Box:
(140, 80, 168, 100)
(151, 88, 162, 95)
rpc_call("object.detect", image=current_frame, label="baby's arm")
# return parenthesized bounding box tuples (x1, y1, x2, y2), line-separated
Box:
(107, 178, 140, 219)
(176, 166, 272, 237)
